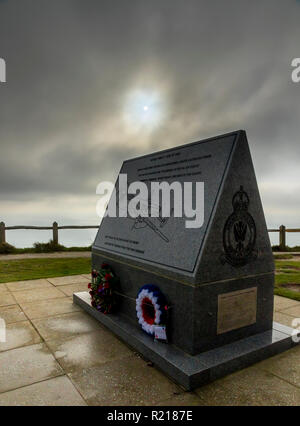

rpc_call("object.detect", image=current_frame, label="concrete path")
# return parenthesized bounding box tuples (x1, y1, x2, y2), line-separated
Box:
(274, 253, 300, 262)
(0, 252, 91, 261)
(0, 276, 299, 406)
(275, 252, 300, 255)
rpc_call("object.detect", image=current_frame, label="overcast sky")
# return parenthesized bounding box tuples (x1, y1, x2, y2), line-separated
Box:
(0, 0, 300, 247)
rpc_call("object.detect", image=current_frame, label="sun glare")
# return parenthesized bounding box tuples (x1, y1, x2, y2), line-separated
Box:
(123, 90, 164, 131)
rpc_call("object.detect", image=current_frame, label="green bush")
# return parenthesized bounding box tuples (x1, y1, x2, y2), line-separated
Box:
(0, 242, 17, 254)
(291, 246, 300, 252)
(272, 245, 300, 253)
(33, 240, 66, 253)
(67, 245, 92, 252)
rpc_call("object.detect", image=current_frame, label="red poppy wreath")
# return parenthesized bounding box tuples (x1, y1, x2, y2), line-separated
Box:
(88, 263, 118, 314)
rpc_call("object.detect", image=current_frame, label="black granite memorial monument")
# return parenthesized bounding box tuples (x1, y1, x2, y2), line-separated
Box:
(74, 130, 299, 389)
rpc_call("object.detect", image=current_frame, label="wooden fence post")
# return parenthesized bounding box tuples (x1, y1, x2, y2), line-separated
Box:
(0, 222, 5, 244)
(279, 225, 286, 251)
(53, 222, 58, 245)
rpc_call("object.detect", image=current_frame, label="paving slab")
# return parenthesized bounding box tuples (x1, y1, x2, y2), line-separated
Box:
(0, 284, 8, 294)
(81, 274, 92, 280)
(46, 330, 133, 373)
(256, 345, 300, 388)
(0, 343, 63, 393)
(59, 282, 89, 296)
(195, 365, 300, 406)
(19, 297, 82, 320)
(0, 305, 27, 324)
(12, 287, 65, 304)
(274, 296, 300, 312)
(0, 321, 41, 352)
(155, 392, 203, 406)
(274, 311, 297, 328)
(0, 375, 87, 406)
(0, 292, 16, 307)
(6, 279, 53, 292)
(280, 305, 300, 318)
(48, 275, 90, 286)
(69, 355, 181, 406)
(32, 311, 104, 341)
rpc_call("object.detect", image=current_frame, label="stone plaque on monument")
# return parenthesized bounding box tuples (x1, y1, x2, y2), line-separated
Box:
(217, 287, 257, 335)
(74, 130, 299, 389)
(95, 134, 234, 272)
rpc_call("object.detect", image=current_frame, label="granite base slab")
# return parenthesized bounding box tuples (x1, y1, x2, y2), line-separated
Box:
(73, 291, 300, 390)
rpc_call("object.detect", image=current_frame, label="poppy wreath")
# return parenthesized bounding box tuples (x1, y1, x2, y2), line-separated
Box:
(88, 263, 118, 314)
(136, 284, 168, 336)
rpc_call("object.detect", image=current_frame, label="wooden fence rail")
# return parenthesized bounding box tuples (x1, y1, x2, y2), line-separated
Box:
(0, 221, 299, 251)
(0, 221, 99, 246)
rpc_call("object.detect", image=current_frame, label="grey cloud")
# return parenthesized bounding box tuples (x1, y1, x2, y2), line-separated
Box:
(0, 0, 300, 228)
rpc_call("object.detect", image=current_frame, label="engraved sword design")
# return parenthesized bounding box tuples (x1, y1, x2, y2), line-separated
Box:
(132, 215, 169, 243)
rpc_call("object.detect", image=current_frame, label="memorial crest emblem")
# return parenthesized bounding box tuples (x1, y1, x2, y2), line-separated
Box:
(222, 186, 257, 266)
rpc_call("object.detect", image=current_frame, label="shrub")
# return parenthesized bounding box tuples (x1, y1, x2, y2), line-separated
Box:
(272, 245, 300, 253)
(68, 245, 92, 252)
(33, 240, 66, 253)
(0, 242, 17, 254)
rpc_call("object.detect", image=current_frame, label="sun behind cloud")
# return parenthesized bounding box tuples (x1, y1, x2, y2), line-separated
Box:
(123, 89, 165, 132)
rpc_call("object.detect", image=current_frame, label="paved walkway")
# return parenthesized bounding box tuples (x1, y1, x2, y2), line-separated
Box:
(275, 252, 300, 255)
(275, 252, 300, 261)
(0, 252, 91, 261)
(0, 276, 299, 406)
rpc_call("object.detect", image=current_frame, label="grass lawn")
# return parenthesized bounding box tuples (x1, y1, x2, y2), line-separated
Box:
(0, 257, 91, 283)
(275, 260, 300, 301)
